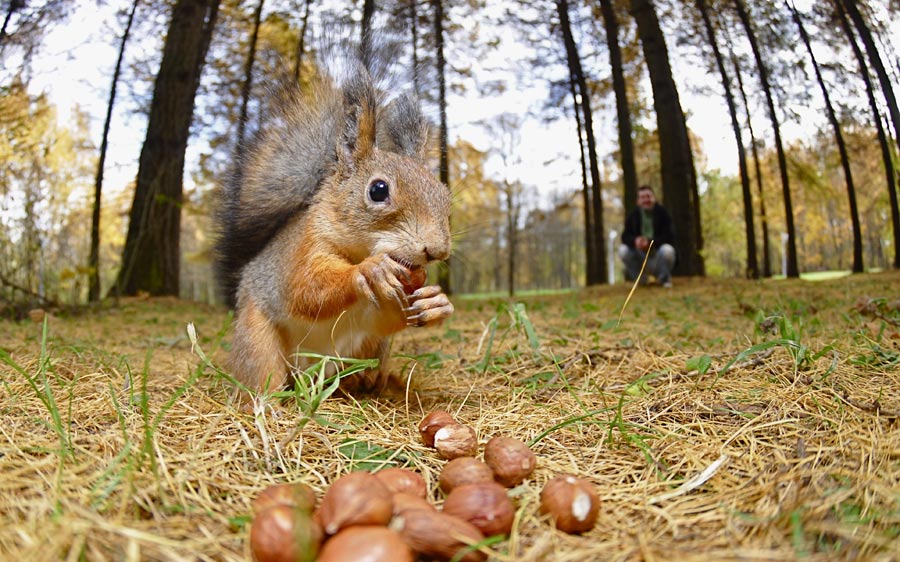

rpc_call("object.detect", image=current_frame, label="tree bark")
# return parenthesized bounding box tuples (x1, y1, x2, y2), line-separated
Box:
(235, 0, 265, 164)
(89, 0, 139, 302)
(361, 0, 375, 51)
(697, 0, 757, 279)
(841, 0, 900, 146)
(557, 0, 607, 284)
(567, 72, 595, 283)
(733, 0, 798, 277)
(598, 0, 638, 220)
(113, 0, 220, 297)
(835, 0, 900, 269)
(728, 39, 772, 277)
(630, 0, 704, 276)
(433, 0, 452, 293)
(788, 1, 862, 273)
(292, 0, 312, 84)
(409, 0, 420, 95)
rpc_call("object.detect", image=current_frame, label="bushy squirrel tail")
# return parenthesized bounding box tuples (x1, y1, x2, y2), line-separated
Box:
(214, 32, 430, 307)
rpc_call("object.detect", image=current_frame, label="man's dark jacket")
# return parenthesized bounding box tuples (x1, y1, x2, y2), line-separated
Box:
(621, 203, 676, 250)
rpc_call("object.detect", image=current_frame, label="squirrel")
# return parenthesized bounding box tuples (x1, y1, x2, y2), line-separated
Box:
(215, 38, 454, 400)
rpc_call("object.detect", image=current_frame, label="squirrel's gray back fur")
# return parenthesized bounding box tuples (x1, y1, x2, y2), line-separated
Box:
(215, 34, 430, 307)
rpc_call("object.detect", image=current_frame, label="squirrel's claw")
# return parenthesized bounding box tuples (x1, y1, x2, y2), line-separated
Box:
(404, 286, 454, 327)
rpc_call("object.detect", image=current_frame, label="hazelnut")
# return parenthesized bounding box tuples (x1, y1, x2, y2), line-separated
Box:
(250, 504, 322, 562)
(317, 471, 393, 535)
(539, 474, 600, 534)
(442, 482, 515, 537)
(484, 436, 536, 487)
(393, 508, 487, 562)
(434, 424, 478, 459)
(439, 457, 495, 494)
(317, 525, 414, 562)
(392, 492, 437, 516)
(418, 410, 457, 447)
(401, 268, 427, 295)
(375, 467, 427, 498)
(252, 482, 316, 515)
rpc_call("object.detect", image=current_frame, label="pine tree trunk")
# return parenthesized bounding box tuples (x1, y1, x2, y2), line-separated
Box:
(599, 0, 638, 220)
(729, 42, 772, 277)
(789, 2, 862, 273)
(409, 0, 420, 95)
(836, 0, 900, 269)
(235, 0, 265, 164)
(113, 0, 220, 297)
(841, 0, 900, 145)
(433, 0, 452, 293)
(697, 0, 757, 279)
(557, 0, 607, 284)
(733, 0, 798, 277)
(292, 0, 312, 84)
(361, 0, 374, 48)
(90, 0, 139, 302)
(567, 74, 595, 283)
(630, 0, 704, 276)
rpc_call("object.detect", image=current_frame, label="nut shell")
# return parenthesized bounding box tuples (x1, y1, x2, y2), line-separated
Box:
(250, 504, 322, 562)
(539, 474, 600, 534)
(393, 508, 487, 562)
(252, 482, 316, 515)
(391, 492, 437, 516)
(439, 457, 495, 494)
(484, 436, 536, 487)
(375, 467, 427, 498)
(418, 410, 457, 447)
(442, 482, 515, 537)
(317, 471, 393, 535)
(401, 268, 427, 295)
(433, 424, 478, 460)
(317, 525, 414, 562)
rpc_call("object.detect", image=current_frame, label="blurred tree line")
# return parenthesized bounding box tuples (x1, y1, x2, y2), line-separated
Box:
(1, 0, 898, 315)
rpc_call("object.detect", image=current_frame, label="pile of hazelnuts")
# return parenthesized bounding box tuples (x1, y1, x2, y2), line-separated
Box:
(249, 410, 600, 562)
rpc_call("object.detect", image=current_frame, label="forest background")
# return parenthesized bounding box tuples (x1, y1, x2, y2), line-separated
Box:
(1, 0, 900, 313)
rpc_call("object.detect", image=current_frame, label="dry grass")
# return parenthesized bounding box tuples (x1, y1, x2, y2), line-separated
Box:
(1, 272, 898, 561)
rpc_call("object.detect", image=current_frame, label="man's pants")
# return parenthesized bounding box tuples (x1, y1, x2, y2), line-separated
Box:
(617, 243, 676, 284)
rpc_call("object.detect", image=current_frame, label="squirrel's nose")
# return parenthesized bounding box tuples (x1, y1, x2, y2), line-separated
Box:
(425, 242, 450, 262)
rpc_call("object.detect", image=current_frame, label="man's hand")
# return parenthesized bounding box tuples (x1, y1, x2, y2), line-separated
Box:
(635, 236, 650, 252)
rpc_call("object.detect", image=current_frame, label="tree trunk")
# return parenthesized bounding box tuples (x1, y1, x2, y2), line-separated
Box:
(361, 0, 375, 51)
(557, 0, 607, 285)
(409, 0, 420, 95)
(89, 0, 139, 302)
(292, 0, 312, 84)
(841, 0, 900, 145)
(728, 41, 772, 277)
(0, 0, 24, 48)
(630, 0, 704, 276)
(835, 0, 900, 269)
(788, 2, 862, 273)
(697, 0, 757, 279)
(433, 0, 452, 293)
(567, 73, 595, 283)
(599, 0, 638, 220)
(113, 0, 220, 297)
(733, 0, 798, 277)
(235, 0, 265, 164)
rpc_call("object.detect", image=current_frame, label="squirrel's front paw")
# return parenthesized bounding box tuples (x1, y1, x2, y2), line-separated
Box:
(353, 254, 410, 310)
(405, 285, 454, 327)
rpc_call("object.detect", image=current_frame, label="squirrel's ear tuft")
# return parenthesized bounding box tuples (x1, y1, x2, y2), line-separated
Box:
(378, 94, 429, 158)
(338, 67, 377, 170)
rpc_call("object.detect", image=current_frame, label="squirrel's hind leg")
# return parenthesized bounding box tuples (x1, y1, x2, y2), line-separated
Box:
(229, 297, 290, 401)
(338, 336, 400, 395)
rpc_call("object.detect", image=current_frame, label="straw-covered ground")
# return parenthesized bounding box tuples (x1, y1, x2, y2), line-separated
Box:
(1, 271, 898, 562)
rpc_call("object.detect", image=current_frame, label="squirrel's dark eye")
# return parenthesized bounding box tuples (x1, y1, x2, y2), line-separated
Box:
(368, 179, 390, 203)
